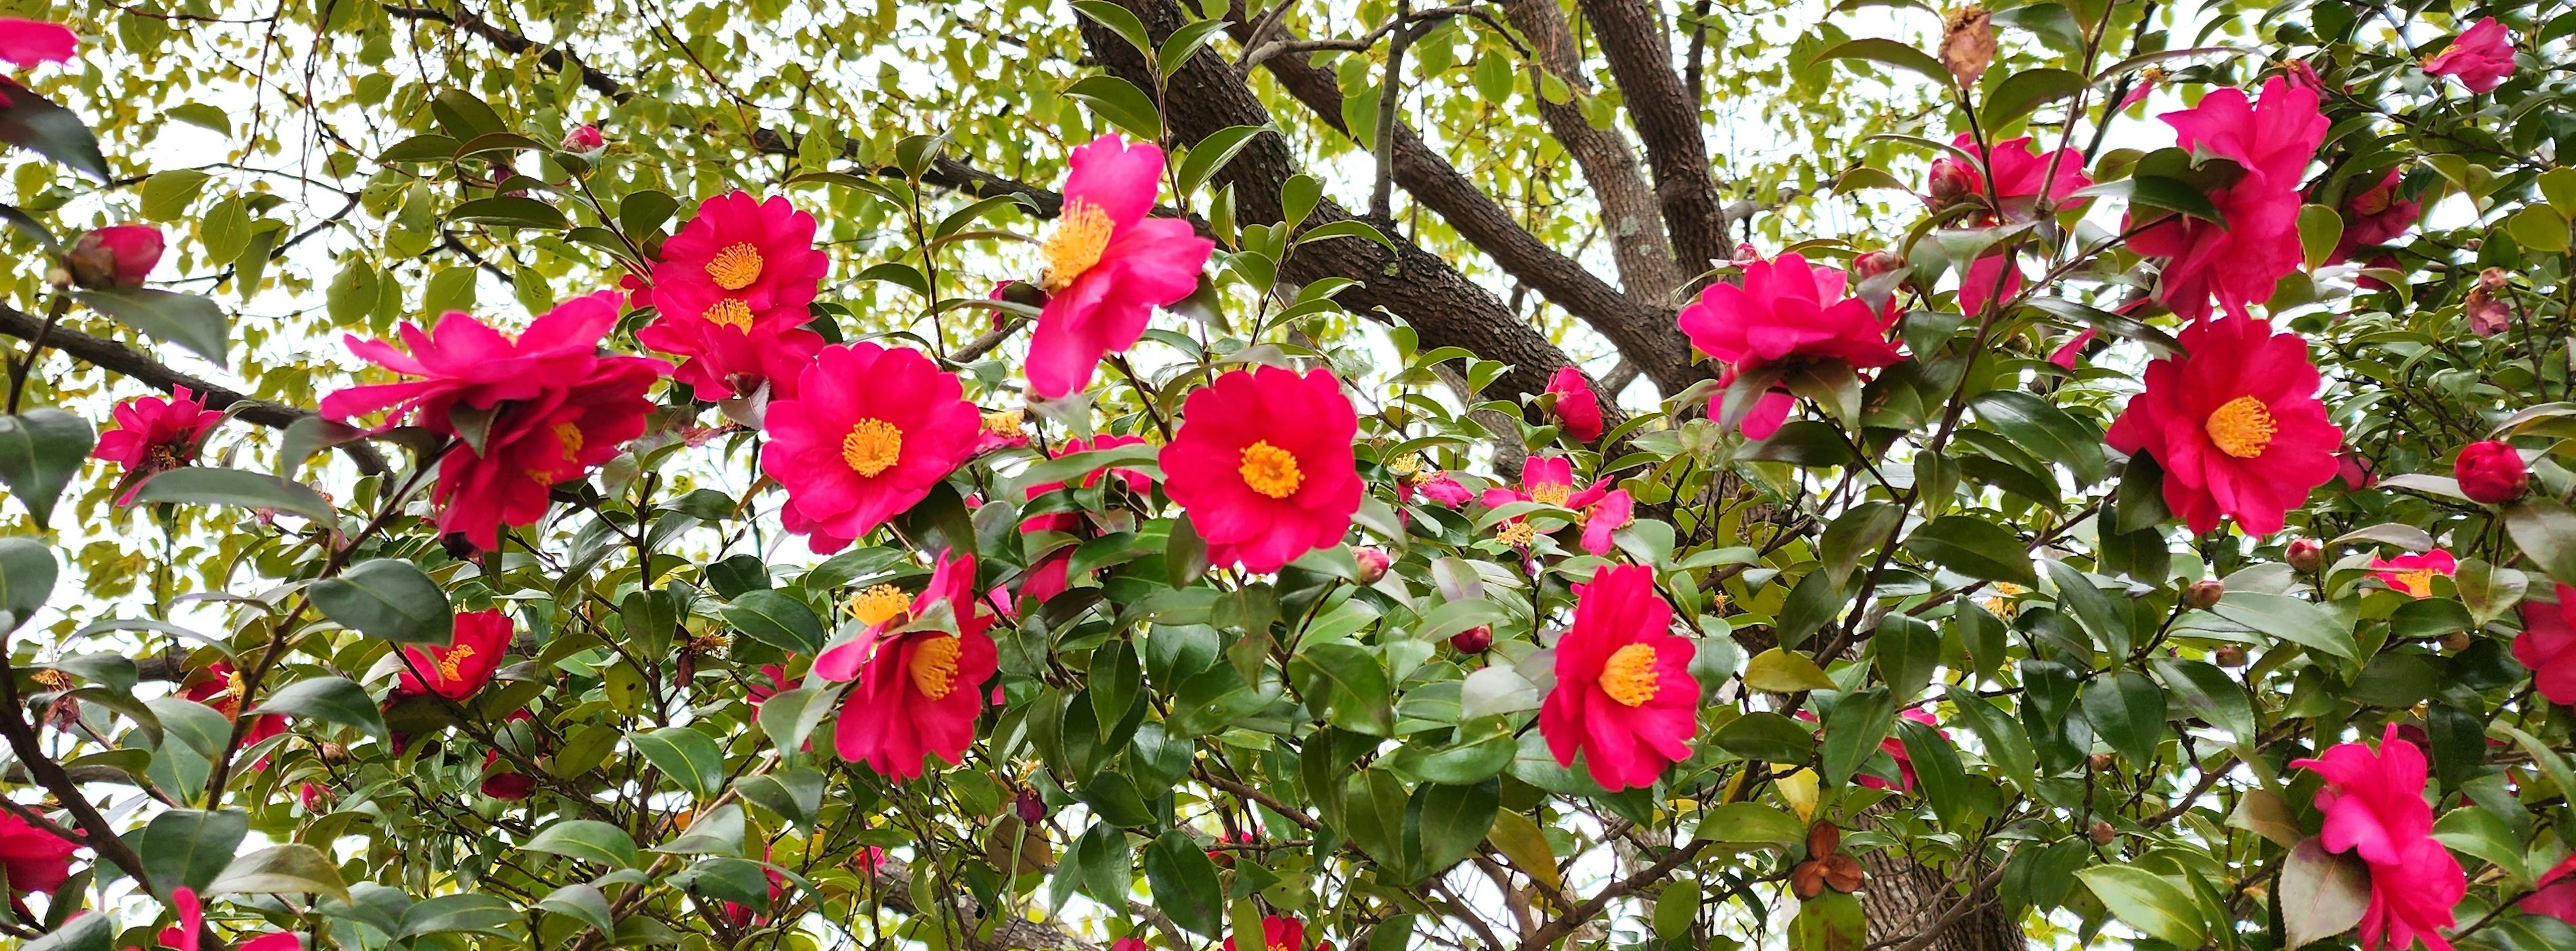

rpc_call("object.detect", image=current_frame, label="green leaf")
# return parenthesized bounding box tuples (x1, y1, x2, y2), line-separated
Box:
(1896, 717, 1970, 826)
(2279, 838, 2371, 950)
(631, 727, 727, 799)
(1289, 642, 1395, 736)
(1689, 801, 1805, 845)
(2076, 865, 2206, 947)
(207, 844, 351, 901)
(0, 79, 109, 181)
(2072, 174, 2222, 222)
(0, 536, 56, 628)
(0, 410, 93, 527)
(722, 590, 827, 655)
(2507, 498, 2576, 585)
(524, 819, 641, 868)
(1711, 711, 1815, 765)
(398, 893, 521, 938)
(130, 467, 335, 524)
(1069, 0, 1154, 60)
(1743, 648, 1837, 692)
(1090, 637, 1143, 728)
(250, 676, 388, 740)
(1064, 74, 1163, 140)
(755, 686, 834, 757)
(1293, 219, 1399, 252)
(2079, 671, 2166, 765)
(1819, 687, 1895, 788)
(449, 197, 570, 229)
(1902, 516, 2037, 587)
(2540, 168, 2576, 217)
(1982, 68, 2084, 129)
(1176, 125, 1271, 199)
(2508, 206, 2571, 254)
(2207, 592, 2354, 659)
(72, 289, 229, 367)
(2149, 657, 2255, 745)
(2297, 203, 2345, 269)
(1413, 779, 1499, 877)
(309, 559, 453, 644)
(129, 809, 248, 897)
(536, 883, 615, 936)
(1971, 390, 2106, 485)
(1156, 18, 1228, 78)
(21, 913, 112, 951)
(1144, 832, 1224, 936)
(735, 767, 824, 831)
(141, 169, 213, 221)
(1944, 686, 2035, 790)
(1811, 38, 1951, 85)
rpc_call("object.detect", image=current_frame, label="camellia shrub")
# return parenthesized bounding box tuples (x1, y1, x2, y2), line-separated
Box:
(0, 1, 2574, 950)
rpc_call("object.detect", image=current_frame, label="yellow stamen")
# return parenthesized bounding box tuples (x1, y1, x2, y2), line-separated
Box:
(552, 422, 584, 461)
(1531, 482, 1572, 507)
(908, 634, 963, 700)
(435, 644, 475, 681)
(2204, 396, 2277, 459)
(1497, 521, 1536, 547)
(1039, 200, 1116, 292)
(705, 243, 764, 290)
(1599, 642, 1661, 707)
(1238, 441, 1303, 499)
(841, 418, 904, 476)
(704, 298, 755, 331)
(983, 410, 1025, 439)
(1387, 453, 1422, 478)
(848, 585, 910, 626)
(2393, 569, 2436, 598)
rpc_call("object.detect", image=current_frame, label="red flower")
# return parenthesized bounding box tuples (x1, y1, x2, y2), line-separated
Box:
(1112, 939, 1150, 951)
(0, 809, 74, 898)
(761, 342, 980, 553)
(1222, 915, 1321, 951)
(2290, 725, 2465, 951)
(323, 292, 641, 429)
(650, 192, 829, 339)
(1540, 565, 1701, 791)
(2422, 17, 2515, 93)
(1482, 457, 1629, 555)
(64, 224, 164, 289)
(398, 609, 513, 700)
(95, 386, 223, 502)
(1161, 366, 1361, 573)
(637, 313, 824, 403)
(2454, 441, 2529, 504)
(1397, 469, 1472, 508)
(2369, 549, 2457, 599)
(745, 664, 790, 712)
(1925, 133, 2093, 221)
(480, 710, 536, 799)
(816, 551, 998, 781)
(2329, 170, 2420, 264)
(559, 123, 606, 160)
(2521, 855, 2576, 925)
(182, 662, 286, 757)
(1677, 253, 1903, 439)
(2127, 77, 2327, 322)
(2048, 329, 2098, 369)
(1026, 135, 1216, 398)
(974, 409, 1032, 455)
(158, 887, 303, 951)
(2515, 585, 2576, 707)
(1545, 367, 1604, 442)
(2103, 317, 2342, 535)
(1796, 708, 1945, 791)
(0, 19, 75, 68)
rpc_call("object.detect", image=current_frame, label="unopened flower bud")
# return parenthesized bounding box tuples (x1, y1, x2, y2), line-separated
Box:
(1352, 547, 1391, 585)
(2442, 631, 2473, 652)
(2089, 820, 2116, 844)
(559, 123, 606, 161)
(2088, 752, 2116, 772)
(2183, 579, 2224, 610)
(2455, 440, 2529, 504)
(2214, 645, 2249, 668)
(2286, 538, 2324, 573)
(1450, 625, 1493, 655)
(65, 225, 164, 289)
(1925, 159, 1979, 206)
(1851, 250, 1903, 280)
(1939, 7, 1997, 89)
(1014, 787, 1046, 826)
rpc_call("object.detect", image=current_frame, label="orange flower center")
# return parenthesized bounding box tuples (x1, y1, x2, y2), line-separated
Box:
(706, 243, 764, 290)
(435, 644, 476, 681)
(848, 584, 910, 626)
(1531, 482, 1572, 507)
(1239, 441, 1303, 499)
(553, 421, 584, 459)
(983, 409, 1025, 440)
(1497, 521, 1536, 547)
(841, 418, 904, 476)
(1040, 200, 1115, 292)
(2393, 569, 2436, 598)
(1600, 642, 1660, 707)
(2204, 396, 2277, 459)
(908, 634, 963, 700)
(704, 298, 755, 331)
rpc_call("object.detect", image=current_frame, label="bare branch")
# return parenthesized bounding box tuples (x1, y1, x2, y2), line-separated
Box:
(1576, 0, 1733, 274)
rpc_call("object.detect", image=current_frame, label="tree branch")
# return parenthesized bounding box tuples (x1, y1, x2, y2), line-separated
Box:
(1575, 0, 1732, 275)
(1499, 0, 1684, 307)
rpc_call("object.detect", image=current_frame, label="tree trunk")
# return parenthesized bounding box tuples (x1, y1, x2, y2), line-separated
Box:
(1858, 848, 2025, 951)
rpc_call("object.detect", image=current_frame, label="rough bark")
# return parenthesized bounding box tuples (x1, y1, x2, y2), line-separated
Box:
(1574, 0, 1733, 276)
(1858, 838, 2025, 951)
(1499, 0, 1685, 307)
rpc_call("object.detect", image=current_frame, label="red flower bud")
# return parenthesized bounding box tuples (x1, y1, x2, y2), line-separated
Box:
(2183, 579, 2224, 610)
(1352, 546, 1391, 585)
(1449, 625, 1492, 655)
(2286, 538, 2324, 573)
(2089, 820, 2116, 844)
(1014, 788, 1046, 826)
(2214, 645, 2249, 668)
(65, 225, 163, 289)
(560, 123, 606, 158)
(1851, 250, 1902, 280)
(1925, 158, 1980, 206)
(2455, 440, 2529, 504)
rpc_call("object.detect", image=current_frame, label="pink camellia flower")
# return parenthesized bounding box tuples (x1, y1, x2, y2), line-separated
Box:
(1222, 915, 1324, 951)
(1160, 366, 1362, 573)
(1396, 468, 1472, 508)
(397, 609, 514, 701)
(95, 385, 223, 502)
(1540, 565, 1701, 791)
(2515, 585, 2576, 707)
(2127, 77, 2328, 322)
(2048, 329, 2098, 369)
(182, 661, 286, 758)
(2338, 449, 2378, 490)
(559, 123, 606, 160)
(2329, 170, 2420, 264)
(65, 225, 164, 289)
(1546, 367, 1605, 442)
(974, 409, 1032, 455)
(761, 342, 980, 554)
(2369, 549, 2456, 598)
(2103, 317, 2342, 535)
(1925, 135, 2091, 317)
(0, 19, 75, 68)
(2454, 441, 2529, 504)
(814, 551, 998, 781)
(158, 887, 303, 951)
(651, 192, 830, 341)
(2290, 725, 2465, 951)
(297, 783, 329, 812)
(635, 308, 824, 402)
(1112, 938, 1150, 951)
(1481, 457, 1633, 556)
(1676, 253, 1904, 439)
(2522, 854, 2576, 925)
(2422, 17, 2515, 93)
(1352, 546, 1391, 584)
(0, 808, 74, 901)
(323, 291, 640, 429)
(1025, 135, 1216, 398)
(427, 366, 661, 549)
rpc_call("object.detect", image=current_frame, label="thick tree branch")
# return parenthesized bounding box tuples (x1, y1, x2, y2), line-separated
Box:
(1237, 9, 1704, 396)
(1499, 0, 1684, 307)
(0, 302, 390, 475)
(1576, 0, 1732, 275)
